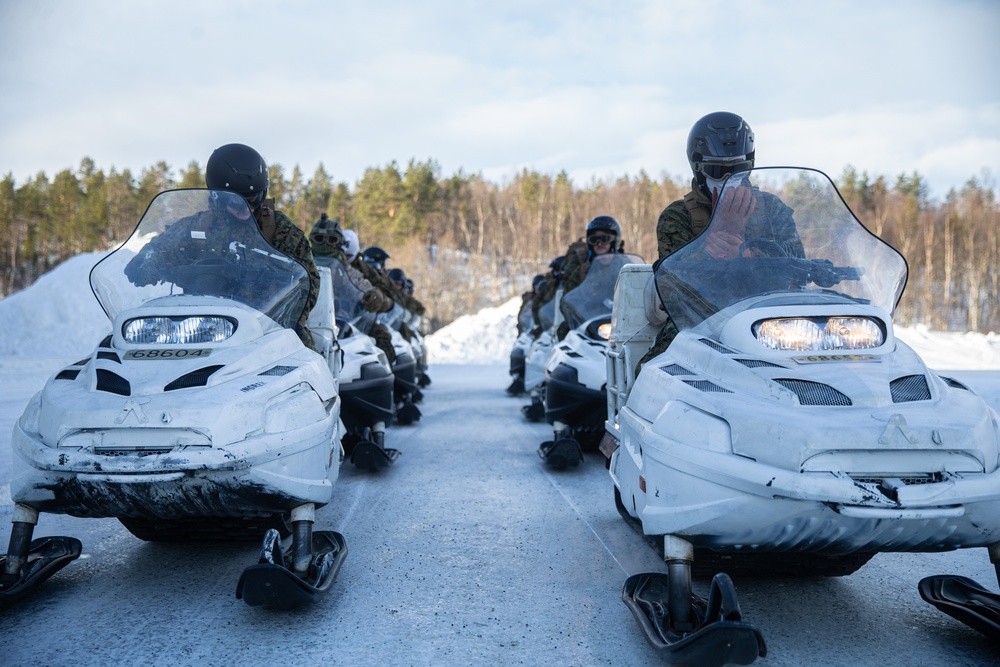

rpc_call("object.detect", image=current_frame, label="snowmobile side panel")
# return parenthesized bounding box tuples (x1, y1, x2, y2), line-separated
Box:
(918, 575, 1000, 642)
(236, 530, 347, 610)
(0, 536, 82, 604)
(623, 572, 766, 667)
(340, 373, 395, 430)
(544, 362, 606, 429)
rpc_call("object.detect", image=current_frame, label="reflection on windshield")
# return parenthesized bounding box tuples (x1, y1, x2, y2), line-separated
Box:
(561, 253, 644, 331)
(317, 255, 378, 334)
(90, 189, 310, 330)
(654, 168, 907, 332)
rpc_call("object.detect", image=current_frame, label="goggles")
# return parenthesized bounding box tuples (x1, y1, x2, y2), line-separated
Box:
(698, 160, 753, 180)
(310, 232, 344, 245)
(587, 233, 616, 245)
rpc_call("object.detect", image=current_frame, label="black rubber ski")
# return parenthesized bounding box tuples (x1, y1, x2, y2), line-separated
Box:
(539, 437, 583, 469)
(236, 530, 347, 610)
(351, 440, 401, 472)
(0, 536, 82, 604)
(918, 574, 1000, 642)
(622, 572, 766, 667)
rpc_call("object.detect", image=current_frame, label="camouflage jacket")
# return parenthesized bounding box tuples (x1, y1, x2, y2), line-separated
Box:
(655, 180, 803, 260)
(256, 202, 320, 332)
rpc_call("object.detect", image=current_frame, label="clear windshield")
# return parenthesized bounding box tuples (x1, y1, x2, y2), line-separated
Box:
(90, 189, 310, 330)
(317, 255, 378, 335)
(654, 167, 907, 331)
(517, 298, 534, 332)
(561, 253, 644, 331)
(378, 302, 407, 331)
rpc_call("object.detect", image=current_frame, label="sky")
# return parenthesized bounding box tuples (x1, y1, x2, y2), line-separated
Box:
(1, 0, 998, 202)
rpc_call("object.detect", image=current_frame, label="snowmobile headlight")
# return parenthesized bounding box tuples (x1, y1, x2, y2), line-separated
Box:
(585, 318, 613, 341)
(597, 323, 612, 340)
(753, 317, 884, 351)
(123, 316, 236, 344)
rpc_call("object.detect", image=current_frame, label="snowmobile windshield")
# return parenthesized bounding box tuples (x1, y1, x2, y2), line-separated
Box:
(378, 302, 407, 331)
(320, 256, 377, 334)
(517, 299, 534, 332)
(538, 295, 557, 331)
(90, 189, 311, 330)
(561, 253, 644, 331)
(654, 167, 907, 331)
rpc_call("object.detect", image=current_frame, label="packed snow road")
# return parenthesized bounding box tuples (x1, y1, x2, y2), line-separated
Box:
(1, 361, 998, 666)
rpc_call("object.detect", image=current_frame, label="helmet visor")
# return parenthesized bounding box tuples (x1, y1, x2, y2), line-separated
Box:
(699, 159, 754, 180)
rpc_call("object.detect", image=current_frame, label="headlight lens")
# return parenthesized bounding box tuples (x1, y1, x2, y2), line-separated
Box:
(753, 317, 884, 351)
(123, 316, 236, 344)
(597, 323, 612, 340)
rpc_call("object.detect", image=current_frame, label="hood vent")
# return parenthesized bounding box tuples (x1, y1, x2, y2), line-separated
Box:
(774, 379, 851, 406)
(890, 375, 931, 403)
(259, 365, 297, 377)
(165, 365, 224, 391)
(96, 369, 131, 396)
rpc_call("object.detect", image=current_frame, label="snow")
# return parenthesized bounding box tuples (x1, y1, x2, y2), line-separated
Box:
(2, 251, 1000, 370)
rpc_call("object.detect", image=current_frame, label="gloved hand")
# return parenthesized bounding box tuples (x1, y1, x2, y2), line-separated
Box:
(703, 231, 744, 260)
(361, 289, 384, 312)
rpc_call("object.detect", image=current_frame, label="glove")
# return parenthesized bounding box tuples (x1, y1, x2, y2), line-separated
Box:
(703, 231, 744, 260)
(361, 289, 384, 312)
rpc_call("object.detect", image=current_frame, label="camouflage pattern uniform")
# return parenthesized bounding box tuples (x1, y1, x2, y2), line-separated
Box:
(351, 256, 399, 363)
(638, 180, 803, 369)
(257, 201, 320, 350)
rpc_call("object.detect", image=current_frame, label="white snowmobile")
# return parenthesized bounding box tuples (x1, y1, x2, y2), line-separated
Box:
(522, 296, 559, 422)
(605, 167, 1000, 663)
(539, 252, 643, 469)
(378, 303, 423, 425)
(507, 287, 540, 396)
(312, 256, 398, 472)
(0, 189, 347, 610)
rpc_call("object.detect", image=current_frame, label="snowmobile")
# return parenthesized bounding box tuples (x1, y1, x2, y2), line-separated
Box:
(604, 167, 1000, 663)
(312, 256, 398, 472)
(406, 310, 432, 389)
(378, 303, 423, 425)
(539, 252, 643, 469)
(0, 189, 347, 610)
(521, 296, 559, 422)
(507, 295, 537, 396)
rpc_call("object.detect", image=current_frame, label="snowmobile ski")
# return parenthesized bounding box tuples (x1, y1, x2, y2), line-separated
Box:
(539, 437, 583, 469)
(0, 536, 82, 604)
(623, 572, 766, 667)
(351, 440, 401, 472)
(918, 575, 1000, 642)
(237, 528, 348, 610)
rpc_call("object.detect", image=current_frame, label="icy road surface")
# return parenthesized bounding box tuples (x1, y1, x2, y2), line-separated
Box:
(2, 361, 999, 666)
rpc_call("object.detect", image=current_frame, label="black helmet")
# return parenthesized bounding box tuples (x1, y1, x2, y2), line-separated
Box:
(586, 215, 621, 237)
(362, 246, 390, 270)
(206, 143, 270, 210)
(531, 274, 545, 291)
(387, 267, 406, 285)
(309, 213, 344, 253)
(687, 112, 755, 196)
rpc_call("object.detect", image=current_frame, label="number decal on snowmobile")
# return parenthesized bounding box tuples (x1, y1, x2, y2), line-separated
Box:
(124, 348, 212, 360)
(791, 354, 880, 364)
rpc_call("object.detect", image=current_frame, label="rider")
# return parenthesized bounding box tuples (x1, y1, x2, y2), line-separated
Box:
(124, 144, 322, 351)
(638, 112, 804, 368)
(551, 215, 624, 339)
(308, 214, 390, 314)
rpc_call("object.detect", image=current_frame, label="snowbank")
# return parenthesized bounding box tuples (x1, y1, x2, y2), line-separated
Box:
(425, 297, 520, 364)
(1, 252, 999, 370)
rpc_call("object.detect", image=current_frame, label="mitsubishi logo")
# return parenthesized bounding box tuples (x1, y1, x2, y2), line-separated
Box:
(115, 398, 151, 425)
(878, 413, 919, 446)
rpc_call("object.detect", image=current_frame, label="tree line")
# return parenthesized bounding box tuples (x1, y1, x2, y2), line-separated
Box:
(1, 158, 997, 333)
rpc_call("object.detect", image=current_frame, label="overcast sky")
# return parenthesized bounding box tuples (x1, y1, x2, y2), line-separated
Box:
(1, 0, 998, 201)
